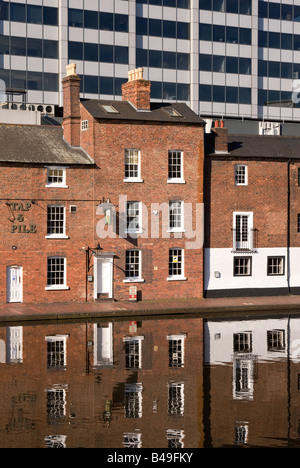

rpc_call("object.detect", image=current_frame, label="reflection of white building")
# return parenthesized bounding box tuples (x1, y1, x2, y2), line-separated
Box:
(205, 317, 292, 400)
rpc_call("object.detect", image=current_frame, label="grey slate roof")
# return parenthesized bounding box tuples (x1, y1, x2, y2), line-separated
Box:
(0, 124, 93, 165)
(81, 100, 205, 125)
(207, 133, 300, 159)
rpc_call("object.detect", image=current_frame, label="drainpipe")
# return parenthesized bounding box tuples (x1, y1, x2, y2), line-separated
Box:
(287, 160, 291, 294)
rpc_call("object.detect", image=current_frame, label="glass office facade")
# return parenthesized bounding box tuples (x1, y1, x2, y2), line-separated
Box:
(0, 0, 300, 121)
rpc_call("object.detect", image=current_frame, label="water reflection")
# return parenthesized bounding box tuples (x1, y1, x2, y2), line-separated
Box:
(1, 313, 300, 448)
(0, 317, 203, 448)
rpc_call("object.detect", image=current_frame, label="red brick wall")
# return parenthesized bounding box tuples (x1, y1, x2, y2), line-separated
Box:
(89, 119, 204, 301)
(205, 158, 288, 249)
(0, 164, 94, 303)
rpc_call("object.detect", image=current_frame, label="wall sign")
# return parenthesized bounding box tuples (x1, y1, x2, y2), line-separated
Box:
(9, 202, 37, 234)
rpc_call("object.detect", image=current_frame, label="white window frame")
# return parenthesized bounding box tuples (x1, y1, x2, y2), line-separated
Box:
(167, 150, 185, 184)
(167, 334, 186, 368)
(123, 249, 144, 283)
(168, 382, 185, 416)
(126, 201, 143, 234)
(123, 336, 144, 369)
(233, 211, 253, 250)
(124, 149, 143, 183)
(167, 248, 186, 281)
(123, 433, 142, 448)
(124, 383, 143, 418)
(45, 335, 68, 368)
(81, 120, 88, 131)
(168, 200, 184, 232)
(46, 205, 69, 239)
(235, 164, 248, 186)
(45, 166, 68, 188)
(45, 256, 69, 290)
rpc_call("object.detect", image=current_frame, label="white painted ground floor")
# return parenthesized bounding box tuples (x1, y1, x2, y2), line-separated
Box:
(204, 247, 300, 297)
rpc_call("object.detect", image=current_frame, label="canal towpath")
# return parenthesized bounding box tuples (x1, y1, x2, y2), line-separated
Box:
(2, 294, 300, 323)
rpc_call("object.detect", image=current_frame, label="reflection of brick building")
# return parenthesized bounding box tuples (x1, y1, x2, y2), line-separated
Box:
(0, 65, 205, 304)
(0, 316, 203, 448)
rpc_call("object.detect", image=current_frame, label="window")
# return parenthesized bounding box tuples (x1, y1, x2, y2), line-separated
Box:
(81, 120, 88, 131)
(46, 335, 68, 368)
(123, 336, 144, 369)
(168, 334, 186, 368)
(123, 433, 142, 448)
(235, 165, 248, 185)
(46, 257, 68, 290)
(46, 167, 67, 188)
(126, 202, 142, 234)
(168, 248, 185, 280)
(267, 329, 285, 352)
(233, 212, 253, 250)
(234, 257, 252, 276)
(267, 257, 285, 276)
(125, 250, 143, 281)
(235, 425, 248, 445)
(168, 150, 184, 182)
(124, 383, 143, 418)
(233, 332, 252, 352)
(46, 206, 67, 238)
(124, 149, 142, 182)
(46, 388, 66, 424)
(167, 430, 185, 449)
(169, 201, 184, 231)
(168, 382, 184, 416)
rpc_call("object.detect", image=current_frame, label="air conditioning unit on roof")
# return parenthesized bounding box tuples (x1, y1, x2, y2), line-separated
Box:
(259, 121, 281, 135)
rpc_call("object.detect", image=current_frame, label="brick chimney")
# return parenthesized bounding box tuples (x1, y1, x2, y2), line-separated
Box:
(122, 68, 151, 111)
(62, 63, 81, 147)
(211, 120, 228, 154)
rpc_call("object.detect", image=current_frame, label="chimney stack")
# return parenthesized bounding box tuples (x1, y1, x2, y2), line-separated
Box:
(211, 120, 228, 154)
(62, 63, 81, 147)
(122, 68, 151, 111)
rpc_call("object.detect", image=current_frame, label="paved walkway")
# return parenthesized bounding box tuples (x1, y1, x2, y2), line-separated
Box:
(2, 294, 300, 323)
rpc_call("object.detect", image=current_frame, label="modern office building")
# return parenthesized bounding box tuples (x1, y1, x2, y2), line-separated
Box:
(1, 0, 300, 125)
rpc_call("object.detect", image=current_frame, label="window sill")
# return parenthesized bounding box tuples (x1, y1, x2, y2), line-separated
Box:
(123, 178, 144, 183)
(167, 276, 187, 281)
(45, 185, 69, 189)
(45, 235, 69, 239)
(167, 179, 186, 184)
(123, 278, 145, 283)
(45, 286, 70, 291)
(167, 229, 186, 233)
(126, 230, 143, 235)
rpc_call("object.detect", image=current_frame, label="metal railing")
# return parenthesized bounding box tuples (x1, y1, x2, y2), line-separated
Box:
(232, 228, 258, 251)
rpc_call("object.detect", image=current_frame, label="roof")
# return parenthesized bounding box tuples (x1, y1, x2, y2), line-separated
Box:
(81, 100, 205, 125)
(207, 133, 300, 159)
(0, 124, 93, 165)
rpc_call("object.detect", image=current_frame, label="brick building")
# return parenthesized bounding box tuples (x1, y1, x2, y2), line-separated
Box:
(0, 65, 205, 304)
(204, 122, 300, 297)
(64, 65, 205, 303)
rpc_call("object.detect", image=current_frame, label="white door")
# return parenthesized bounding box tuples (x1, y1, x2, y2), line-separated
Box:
(7, 266, 23, 303)
(95, 258, 113, 299)
(7, 326, 23, 363)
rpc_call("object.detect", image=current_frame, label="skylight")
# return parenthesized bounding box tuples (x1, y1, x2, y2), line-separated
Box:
(101, 104, 119, 114)
(164, 108, 183, 118)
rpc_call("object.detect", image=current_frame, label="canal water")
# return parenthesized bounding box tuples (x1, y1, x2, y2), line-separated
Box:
(0, 312, 299, 448)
